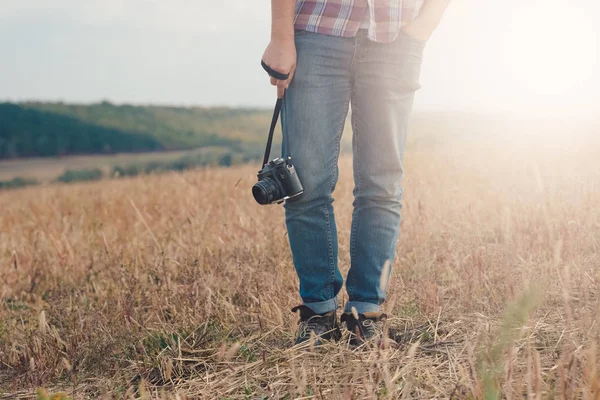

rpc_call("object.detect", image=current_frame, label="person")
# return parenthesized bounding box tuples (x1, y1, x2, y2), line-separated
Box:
(261, 0, 451, 347)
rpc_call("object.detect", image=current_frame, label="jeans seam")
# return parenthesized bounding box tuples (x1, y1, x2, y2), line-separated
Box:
(324, 203, 334, 300)
(348, 92, 361, 301)
(326, 98, 349, 300)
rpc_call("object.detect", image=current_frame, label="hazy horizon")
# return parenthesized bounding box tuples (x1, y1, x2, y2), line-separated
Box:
(1, 0, 599, 113)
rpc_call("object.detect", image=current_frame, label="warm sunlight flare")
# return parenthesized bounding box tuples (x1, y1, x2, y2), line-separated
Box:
(502, 1, 598, 98)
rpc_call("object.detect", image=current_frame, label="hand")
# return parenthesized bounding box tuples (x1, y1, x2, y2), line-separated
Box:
(401, 16, 438, 43)
(401, 0, 451, 42)
(262, 38, 297, 98)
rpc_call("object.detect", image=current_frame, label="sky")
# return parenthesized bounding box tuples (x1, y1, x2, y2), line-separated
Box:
(1, 0, 599, 112)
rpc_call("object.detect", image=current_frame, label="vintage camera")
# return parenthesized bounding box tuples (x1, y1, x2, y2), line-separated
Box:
(252, 156, 303, 205)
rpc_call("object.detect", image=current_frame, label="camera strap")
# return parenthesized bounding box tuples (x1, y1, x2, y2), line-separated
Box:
(262, 97, 290, 167)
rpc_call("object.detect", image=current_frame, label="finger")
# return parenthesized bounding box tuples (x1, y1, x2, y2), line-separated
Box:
(285, 65, 296, 89)
(277, 82, 286, 98)
(270, 77, 278, 86)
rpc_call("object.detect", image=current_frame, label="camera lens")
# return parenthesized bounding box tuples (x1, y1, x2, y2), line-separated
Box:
(252, 178, 281, 205)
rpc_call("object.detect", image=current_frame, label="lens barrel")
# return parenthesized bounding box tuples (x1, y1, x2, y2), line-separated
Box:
(252, 178, 281, 205)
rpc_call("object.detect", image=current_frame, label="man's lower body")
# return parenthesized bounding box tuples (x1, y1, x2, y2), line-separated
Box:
(281, 29, 425, 343)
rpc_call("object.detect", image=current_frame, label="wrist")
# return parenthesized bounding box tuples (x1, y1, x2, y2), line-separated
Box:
(271, 29, 294, 42)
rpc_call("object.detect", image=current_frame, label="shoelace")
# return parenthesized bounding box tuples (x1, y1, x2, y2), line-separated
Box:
(362, 319, 375, 327)
(359, 318, 382, 337)
(298, 316, 322, 338)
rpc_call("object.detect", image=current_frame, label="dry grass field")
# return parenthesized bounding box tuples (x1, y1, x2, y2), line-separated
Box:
(1, 137, 600, 399)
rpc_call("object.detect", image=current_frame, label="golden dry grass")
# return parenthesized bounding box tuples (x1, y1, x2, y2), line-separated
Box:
(1, 139, 600, 399)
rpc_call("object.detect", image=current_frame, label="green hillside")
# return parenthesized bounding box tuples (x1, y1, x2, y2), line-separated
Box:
(24, 101, 274, 152)
(1, 101, 275, 160)
(0, 103, 164, 158)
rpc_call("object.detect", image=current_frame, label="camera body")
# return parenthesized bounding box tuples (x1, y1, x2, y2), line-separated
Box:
(252, 157, 303, 205)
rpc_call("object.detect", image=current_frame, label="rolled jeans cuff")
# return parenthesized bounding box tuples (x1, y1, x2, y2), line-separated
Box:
(304, 297, 338, 315)
(343, 301, 380, 315)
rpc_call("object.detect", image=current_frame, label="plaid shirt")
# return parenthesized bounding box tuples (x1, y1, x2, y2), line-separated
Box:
(294, 0, 425, 43)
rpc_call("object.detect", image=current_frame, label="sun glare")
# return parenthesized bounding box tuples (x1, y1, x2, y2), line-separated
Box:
(501, 1, 598, 98)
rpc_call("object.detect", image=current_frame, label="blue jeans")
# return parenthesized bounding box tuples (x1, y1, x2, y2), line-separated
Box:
(282, 29, 425, 315)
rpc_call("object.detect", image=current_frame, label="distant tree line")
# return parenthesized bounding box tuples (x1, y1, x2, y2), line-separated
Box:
(0, 104, 164, 158)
